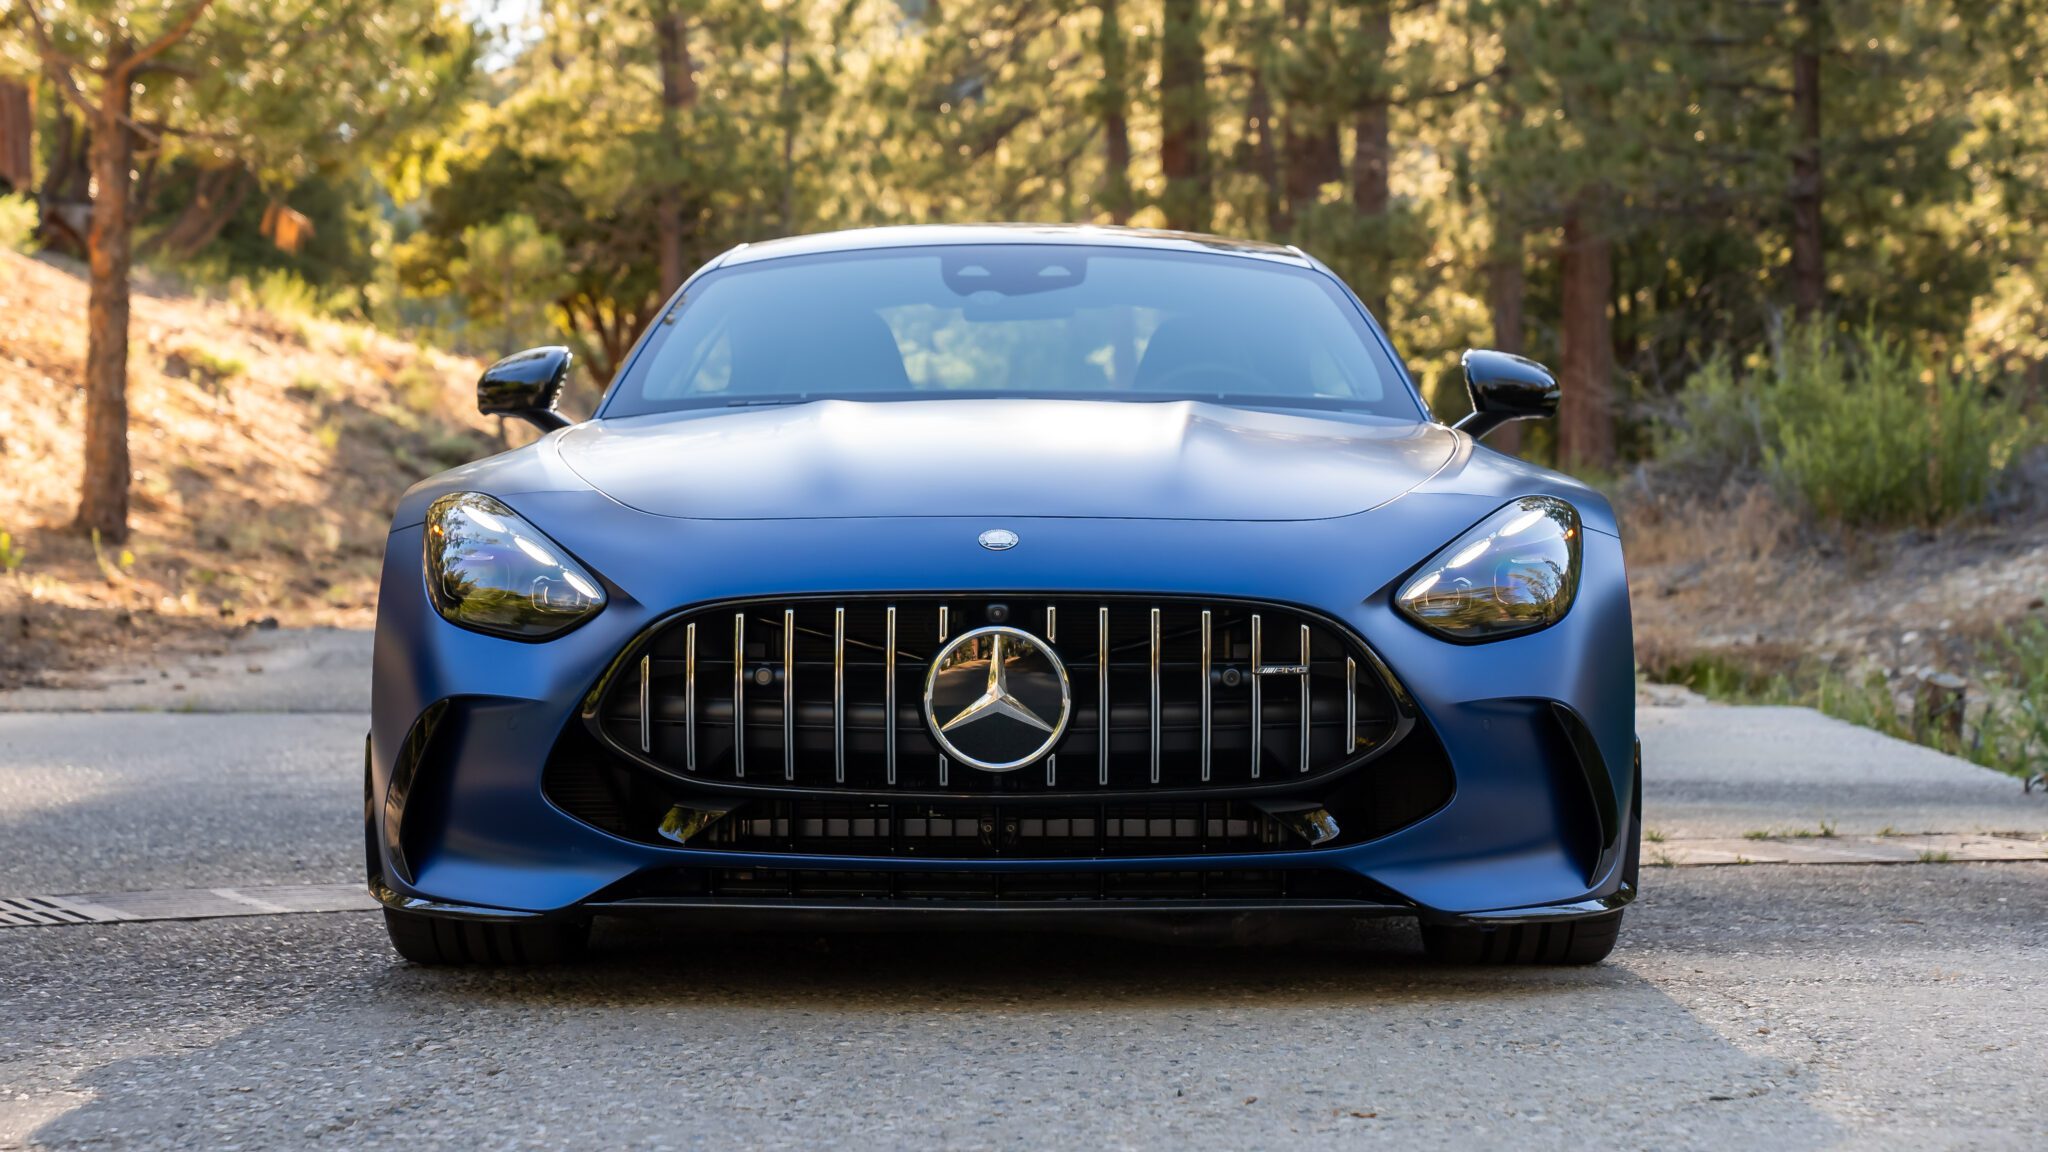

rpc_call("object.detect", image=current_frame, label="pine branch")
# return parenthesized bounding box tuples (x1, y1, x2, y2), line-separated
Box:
(10, 4, 103, 120)
(1393, 65, 1505, 107)
(114, 0, 217, 83)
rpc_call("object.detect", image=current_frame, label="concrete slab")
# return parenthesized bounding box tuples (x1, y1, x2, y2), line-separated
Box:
(1640, 704, 2048, 839)
(0, 627, 372, 713)
(1650, 832, 2048, 867)
(0, 712, 364, 894)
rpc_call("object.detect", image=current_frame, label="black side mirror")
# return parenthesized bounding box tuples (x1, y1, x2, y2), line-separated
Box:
(478, 346, 574, 432)
(1452, 348, 1558, 440)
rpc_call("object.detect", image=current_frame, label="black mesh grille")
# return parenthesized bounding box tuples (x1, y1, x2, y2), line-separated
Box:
(585, 595, 1408, 797)
(594, 867, 1399, 904)
(688, 798, 1299, 857)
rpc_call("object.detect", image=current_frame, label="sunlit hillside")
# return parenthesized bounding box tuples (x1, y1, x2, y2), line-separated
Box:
(0, 250, 503, 687)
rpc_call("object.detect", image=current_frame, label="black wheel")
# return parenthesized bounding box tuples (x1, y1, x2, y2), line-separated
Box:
(382, 907, 590, 966)
(1421, 910, 1624, 965)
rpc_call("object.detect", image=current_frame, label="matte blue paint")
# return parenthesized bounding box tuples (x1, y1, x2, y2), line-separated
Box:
(369, 227, 1636, 927)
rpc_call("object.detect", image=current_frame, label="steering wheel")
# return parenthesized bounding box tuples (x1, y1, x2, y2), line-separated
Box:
(1139, 362, 1272, 394)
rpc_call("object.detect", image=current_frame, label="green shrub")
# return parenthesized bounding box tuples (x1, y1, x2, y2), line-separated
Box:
(0, 529, 25, 573)
(1655, 354, 1764, 485)
(391, 362, 447, 418)
(228, 268, 348, 323)
(427, 430, 489, 468)
(1660, 321, 2031, 526)
(1978, 619, 2048, 781)
(0, 194, 38, 254)
(165, 344, 247, 386)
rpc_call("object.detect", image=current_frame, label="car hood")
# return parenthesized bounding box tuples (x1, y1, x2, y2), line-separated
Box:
(554, 399, 1455, 521)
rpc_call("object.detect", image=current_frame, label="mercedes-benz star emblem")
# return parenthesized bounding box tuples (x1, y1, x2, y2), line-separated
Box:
(923, 626, 1071, 772)
(978, 528, 1019, 551)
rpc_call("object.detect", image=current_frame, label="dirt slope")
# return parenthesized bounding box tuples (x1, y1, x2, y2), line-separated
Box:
(0, 251, 504, 688)
(1624, 477, 2048, 739)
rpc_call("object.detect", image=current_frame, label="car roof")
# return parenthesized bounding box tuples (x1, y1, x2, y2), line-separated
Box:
(716, 224, 1313, 269)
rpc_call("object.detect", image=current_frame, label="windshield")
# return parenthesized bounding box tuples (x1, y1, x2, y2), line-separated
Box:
(603, 244, 1422, 420)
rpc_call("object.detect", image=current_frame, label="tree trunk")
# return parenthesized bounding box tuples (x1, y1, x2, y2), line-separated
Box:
(0, 79, 33, 194)
(1097, 0, 1133, 225)
(1158, 0, 1210, 232)
(1247, 57, 1280, 233)
(654, 5, 697, 296)
(75, 65, 137, 542)
(1277, 0, 1339, 234)
(1790, 0, 1824, 319)
(1558, 202, 1614, 472)
(1485, 228, 1526, 454)
(1349, 103, 1388, 318)
(1347, 2, 1391, 318)
(777, 14, 795, 230)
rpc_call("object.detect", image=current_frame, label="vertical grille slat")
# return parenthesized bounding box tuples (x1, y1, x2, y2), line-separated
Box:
(1200, 609, 1212, 783)
(833, 608, 845, 783)
(1345, 655, 1357, 754)
(733, 612, 746, 779)
(1149, 607, 1162, 786)
(1299, 623, 1312, 774)
(1097, 606, 1111, 787)
(602, 595, 1406, 795)
(639, 654, 652, 755)
(1249, 613, 1263, 780)
(685, 622, 697, 771)
(783, 609, 796, 782)
(884, 605, 898, 787)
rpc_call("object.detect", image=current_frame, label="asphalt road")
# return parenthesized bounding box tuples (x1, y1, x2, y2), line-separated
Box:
(2, 631, 2044, 1150)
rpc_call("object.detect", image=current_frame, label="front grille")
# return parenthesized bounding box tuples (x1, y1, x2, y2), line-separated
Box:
(594, 867, 1399, 904)
(585, 595, 1410, 797)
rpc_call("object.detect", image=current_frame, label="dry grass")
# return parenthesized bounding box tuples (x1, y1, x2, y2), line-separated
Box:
(1625, 485, 1813, 679)
(0, 250, 507, 687)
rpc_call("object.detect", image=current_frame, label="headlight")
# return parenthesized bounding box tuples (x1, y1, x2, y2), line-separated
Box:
(1395, 496, 1580, 642)
(424, 492, 606, 639)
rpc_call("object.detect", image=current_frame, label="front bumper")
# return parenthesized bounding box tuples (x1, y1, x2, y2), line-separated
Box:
(368, 494, 1638, 929)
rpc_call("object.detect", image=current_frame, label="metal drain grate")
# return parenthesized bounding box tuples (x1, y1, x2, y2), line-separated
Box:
(0, 885, 377, 928)
(0, 895, 140, 926)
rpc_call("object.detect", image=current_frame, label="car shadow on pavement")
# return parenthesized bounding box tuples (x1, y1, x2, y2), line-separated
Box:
(517, 915, 1606, 1009)
(15, 912, 1845, 1149)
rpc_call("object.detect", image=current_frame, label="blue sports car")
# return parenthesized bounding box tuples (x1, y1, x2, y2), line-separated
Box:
(368, 225, 1638, 966)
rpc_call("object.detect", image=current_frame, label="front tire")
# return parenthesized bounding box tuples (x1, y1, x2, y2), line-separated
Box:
(1420, 910, 1623, 965)
(382, 908, 590, 966)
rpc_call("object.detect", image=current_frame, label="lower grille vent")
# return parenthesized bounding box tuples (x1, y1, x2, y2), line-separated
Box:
(686, 798, 1304, 857)
(542, 718, 1457, 857)
(595, 868, 1401, 904)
